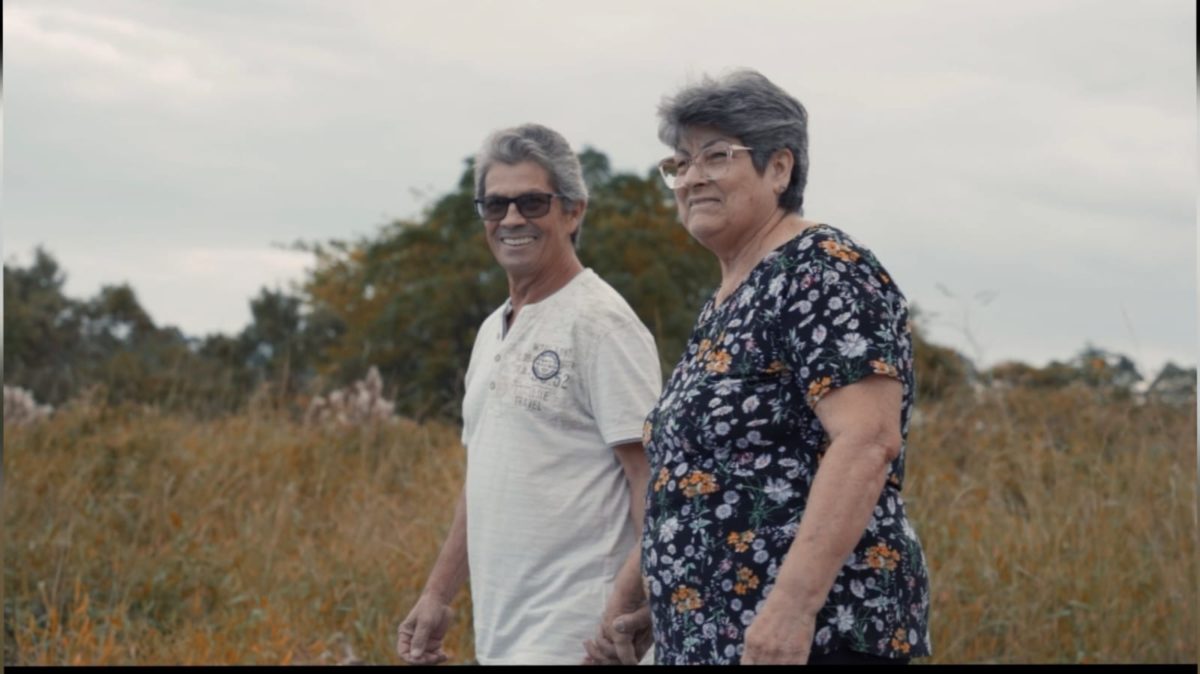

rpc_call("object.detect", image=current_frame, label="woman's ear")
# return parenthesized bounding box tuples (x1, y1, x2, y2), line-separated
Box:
(770, 148, 794, 192)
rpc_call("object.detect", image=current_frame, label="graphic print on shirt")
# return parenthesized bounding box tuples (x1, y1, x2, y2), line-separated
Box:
(505, 342, 576, 414)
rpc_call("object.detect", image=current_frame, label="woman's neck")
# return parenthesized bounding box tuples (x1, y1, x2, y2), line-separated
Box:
(713, 211, 811, 305)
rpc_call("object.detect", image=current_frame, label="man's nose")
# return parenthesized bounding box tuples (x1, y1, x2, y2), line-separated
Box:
(499, 201, 525, 226)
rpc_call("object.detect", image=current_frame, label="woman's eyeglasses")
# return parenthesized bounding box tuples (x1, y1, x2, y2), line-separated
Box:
(658, 144, 753, 189)
(474, 192, 563, 221)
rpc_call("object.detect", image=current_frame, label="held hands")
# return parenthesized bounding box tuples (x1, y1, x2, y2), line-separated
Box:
(740, 600, 817, 665)
(396, 594, 455, 665)
(582, 602, 652, 665)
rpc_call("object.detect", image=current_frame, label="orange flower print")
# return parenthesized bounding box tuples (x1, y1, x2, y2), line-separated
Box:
(654, 467, 671, 492)
(890, 628, 912, 654)
(726, 530, 755, 553)
(733, 565, 760, 595)
(819, 239, 861, 263)
(696, 338, 713, 363)
(871, 360, 899, 378)
(866, 542, 901, 572)
(642, 419, 654, 447)
(706, 349, 732, 374)
(807, 376, 833, 404)
(681, 471, 719, 498)
(764, 360, 787, 375)
(671, 586, 703, 613)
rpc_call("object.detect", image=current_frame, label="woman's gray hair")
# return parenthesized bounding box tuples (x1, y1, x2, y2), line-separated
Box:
(474, 123, 589, 247)
(658, 69, 809, 214)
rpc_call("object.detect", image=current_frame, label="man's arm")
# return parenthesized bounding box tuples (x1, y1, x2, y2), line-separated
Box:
(396, 484, 470, 665)
(584, 441, 653, 665)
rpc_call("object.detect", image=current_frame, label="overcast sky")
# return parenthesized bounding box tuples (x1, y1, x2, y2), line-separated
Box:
(4, 0, 1196, 378)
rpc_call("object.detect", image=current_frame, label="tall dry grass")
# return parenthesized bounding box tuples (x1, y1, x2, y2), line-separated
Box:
(3, 386, 1196, 664)
(3, 396, 473, 665)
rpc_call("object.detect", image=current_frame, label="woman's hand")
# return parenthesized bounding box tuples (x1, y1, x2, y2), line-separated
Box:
(741, 599, 817, 665)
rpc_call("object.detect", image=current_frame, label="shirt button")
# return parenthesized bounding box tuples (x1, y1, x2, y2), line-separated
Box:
(495, 354, 501, 362)
(489, 382, 496, 390)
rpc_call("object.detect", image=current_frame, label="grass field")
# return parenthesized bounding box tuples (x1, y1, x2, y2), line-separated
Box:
(3, 386, 1196, 664)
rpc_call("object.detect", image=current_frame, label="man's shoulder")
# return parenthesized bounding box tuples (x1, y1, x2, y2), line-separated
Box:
(570, 270, 644, 329)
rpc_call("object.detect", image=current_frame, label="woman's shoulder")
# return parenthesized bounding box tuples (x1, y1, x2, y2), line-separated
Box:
(786, 222, 869, 257)
(783, 223, 892, 276)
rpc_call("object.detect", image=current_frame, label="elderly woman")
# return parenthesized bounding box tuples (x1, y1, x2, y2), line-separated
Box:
(584, 70, 931, 666)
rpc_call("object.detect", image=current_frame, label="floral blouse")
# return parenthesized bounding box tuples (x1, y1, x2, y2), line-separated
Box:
(640, 224, 931, 664)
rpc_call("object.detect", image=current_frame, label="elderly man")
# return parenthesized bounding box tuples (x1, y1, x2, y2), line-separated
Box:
(395, 123, 662, 665)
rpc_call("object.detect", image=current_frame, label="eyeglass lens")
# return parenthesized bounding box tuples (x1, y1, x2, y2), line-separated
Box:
(476, 193, 555, 220)
(660, 145, 743, 188)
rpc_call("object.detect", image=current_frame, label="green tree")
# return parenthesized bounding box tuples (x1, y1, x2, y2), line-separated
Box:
(3, 248, 85, 403)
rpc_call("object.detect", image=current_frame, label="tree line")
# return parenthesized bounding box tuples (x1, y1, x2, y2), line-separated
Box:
(4, 149, 1193, 420)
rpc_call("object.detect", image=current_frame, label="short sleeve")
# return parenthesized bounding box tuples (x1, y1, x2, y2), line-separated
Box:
(777, 233, 910, 410)
(586, 318, 664, 447)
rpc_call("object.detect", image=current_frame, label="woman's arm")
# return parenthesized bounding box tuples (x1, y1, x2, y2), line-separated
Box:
(741, 374, 902, 664)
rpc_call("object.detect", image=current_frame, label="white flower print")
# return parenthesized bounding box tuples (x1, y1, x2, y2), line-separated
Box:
(659, 517, 680, 542)
(832, 605, 855, 632)
(715, 504, 733, 520)
(837, 332, 868, 358)
(764, 477, 794, 503)
(715, 422, 731, 436)
(742, 396, 760, 413)
(812, 324, 827, 344)
(815, 626, 832, 646)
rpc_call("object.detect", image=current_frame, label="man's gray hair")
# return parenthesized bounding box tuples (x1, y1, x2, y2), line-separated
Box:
(657, 69, 809, 214)
(474, 123, 589, 247)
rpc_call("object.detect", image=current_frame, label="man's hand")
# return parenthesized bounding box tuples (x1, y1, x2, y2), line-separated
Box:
(582, 602, 652, 665)
(396, 594, 455, 665)
(740, 599, 816, 665)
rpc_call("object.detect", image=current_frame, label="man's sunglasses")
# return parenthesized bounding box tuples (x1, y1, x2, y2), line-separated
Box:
(474, 192, 563, 221)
